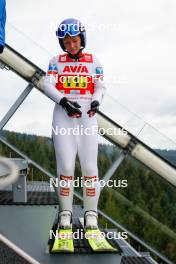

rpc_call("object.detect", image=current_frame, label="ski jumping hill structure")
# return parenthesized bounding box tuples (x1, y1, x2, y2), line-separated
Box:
(0, 41, 176, 264)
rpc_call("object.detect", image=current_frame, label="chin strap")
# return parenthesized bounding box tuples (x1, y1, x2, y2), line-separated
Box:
(67, 48, 84, 60)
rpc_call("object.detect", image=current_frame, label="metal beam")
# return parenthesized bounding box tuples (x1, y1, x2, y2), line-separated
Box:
(101, 150, 126, 191)
(0, 84, 33, 130)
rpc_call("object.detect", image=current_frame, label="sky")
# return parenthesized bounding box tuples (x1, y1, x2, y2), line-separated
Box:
(0, 0, 176, 149)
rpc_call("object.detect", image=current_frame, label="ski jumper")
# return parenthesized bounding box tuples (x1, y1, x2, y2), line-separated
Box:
(43, 52, 106, 213)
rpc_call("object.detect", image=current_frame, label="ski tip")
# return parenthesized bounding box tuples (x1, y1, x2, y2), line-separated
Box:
(50, 228, 74, 253)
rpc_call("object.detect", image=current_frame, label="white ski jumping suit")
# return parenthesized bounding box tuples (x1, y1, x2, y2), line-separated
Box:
(43, 52, 106, 213)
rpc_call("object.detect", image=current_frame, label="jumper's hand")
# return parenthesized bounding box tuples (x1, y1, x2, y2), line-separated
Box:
(87, 100, 100, 117)
(59, 97, 82, 118)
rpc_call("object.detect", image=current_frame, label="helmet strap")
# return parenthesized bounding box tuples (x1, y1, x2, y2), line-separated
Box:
(67, 48, 84, 60)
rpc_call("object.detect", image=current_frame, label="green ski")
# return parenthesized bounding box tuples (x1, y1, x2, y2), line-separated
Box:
(85, 228, 118, 252)
(51, 228, 74, 253)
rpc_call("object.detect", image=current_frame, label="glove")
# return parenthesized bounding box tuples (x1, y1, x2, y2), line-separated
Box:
(87, 100, 100, 117)
(0, 45, 4, 54)
(59, 97, 82, 118)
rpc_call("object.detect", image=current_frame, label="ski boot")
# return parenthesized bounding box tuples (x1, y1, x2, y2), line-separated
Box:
(58, 210, 72, 229)
(84, 210, 98, 230)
